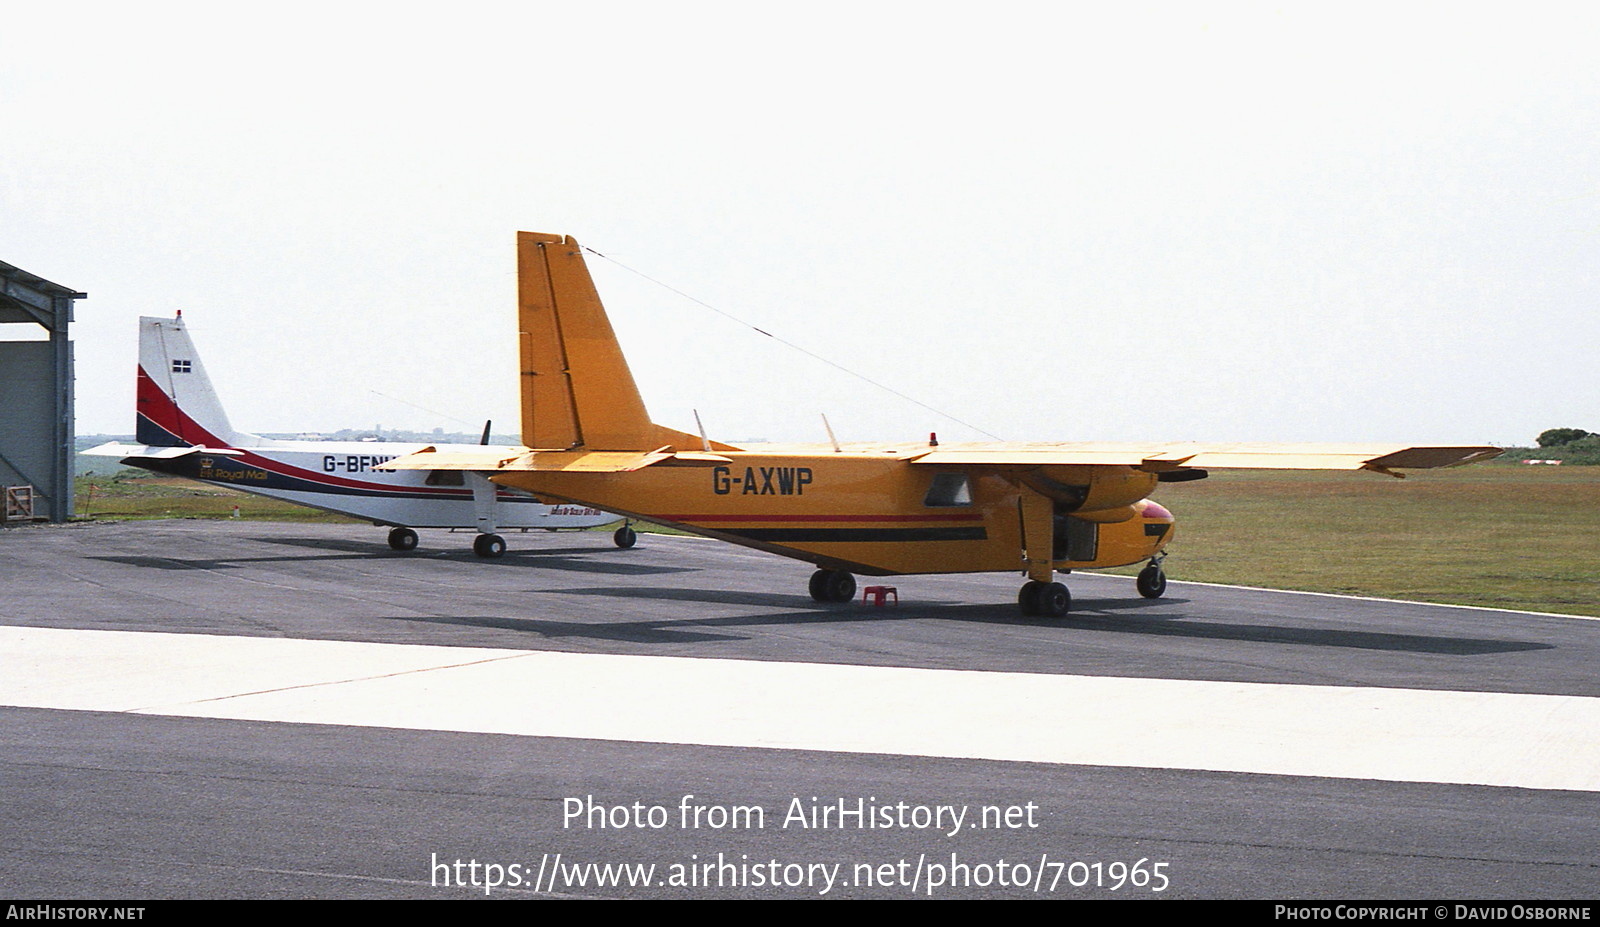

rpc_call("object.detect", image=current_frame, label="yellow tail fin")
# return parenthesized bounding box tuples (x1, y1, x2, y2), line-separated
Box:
(517, 232, 726, 453)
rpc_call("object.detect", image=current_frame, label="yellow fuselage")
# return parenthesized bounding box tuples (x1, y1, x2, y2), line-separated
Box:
(495, 444, 1175, 577)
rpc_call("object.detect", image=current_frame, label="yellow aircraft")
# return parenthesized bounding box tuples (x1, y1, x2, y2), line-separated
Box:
(383, 232, 1501, 617)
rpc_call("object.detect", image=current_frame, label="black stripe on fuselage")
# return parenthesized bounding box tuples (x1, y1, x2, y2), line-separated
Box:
(719, 526, 989, 543)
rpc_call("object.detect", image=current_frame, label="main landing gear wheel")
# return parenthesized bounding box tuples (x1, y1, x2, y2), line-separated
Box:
(1136, 565, 1167, 599)
(1018, 580, 1071, 617)
(473, 533, 506, 558)
(387, 527, 418, 551)
(808, 568, 856, 603)
(613, 525, 638, 549)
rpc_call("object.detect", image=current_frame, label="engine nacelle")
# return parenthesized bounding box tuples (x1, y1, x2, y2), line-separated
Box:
(1021, 466, 1159, 521)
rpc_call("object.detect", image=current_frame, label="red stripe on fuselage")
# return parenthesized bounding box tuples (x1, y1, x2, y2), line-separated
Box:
(654, 513, 985, 523)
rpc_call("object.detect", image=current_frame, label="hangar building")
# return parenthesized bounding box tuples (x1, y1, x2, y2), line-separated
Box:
(1, 260, 85, 523)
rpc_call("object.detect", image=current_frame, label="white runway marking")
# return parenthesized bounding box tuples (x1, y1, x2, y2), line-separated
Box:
(6, 626, 1598, 792)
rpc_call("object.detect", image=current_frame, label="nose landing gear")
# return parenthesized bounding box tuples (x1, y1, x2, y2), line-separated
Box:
(1136, 554, 1168, 599)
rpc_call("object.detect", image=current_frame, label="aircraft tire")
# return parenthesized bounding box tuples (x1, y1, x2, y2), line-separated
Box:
(1039, 582, 1071, 617)
(808, 568, 855, 603)
(613, 525, 638, 549)
(1018, 581, 1042, 616)
(387, 527, 419, 552)
(473, 533, 507, 558)
(1136, 566, 1167, 599)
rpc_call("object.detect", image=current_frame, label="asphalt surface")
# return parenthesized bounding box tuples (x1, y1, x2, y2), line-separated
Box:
(2, 519, 1596, 900)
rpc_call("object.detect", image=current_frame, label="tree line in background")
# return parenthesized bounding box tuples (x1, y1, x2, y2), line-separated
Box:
(1522, 427, 1600, 465)
(1538, 428, 1598, 447)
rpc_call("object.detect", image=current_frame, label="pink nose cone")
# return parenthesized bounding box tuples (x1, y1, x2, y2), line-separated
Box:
(1139, 499, 1174, 520)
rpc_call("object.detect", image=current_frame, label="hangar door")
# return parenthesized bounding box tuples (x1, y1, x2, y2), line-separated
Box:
(0, 342, 65, 517)
(0, 260, 84, 523)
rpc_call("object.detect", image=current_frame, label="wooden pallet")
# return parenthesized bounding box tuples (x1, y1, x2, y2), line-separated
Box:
(2, 485, 41, 522)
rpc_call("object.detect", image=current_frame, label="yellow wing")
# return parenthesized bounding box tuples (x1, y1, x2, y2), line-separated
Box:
(910, 443, 1502, 477)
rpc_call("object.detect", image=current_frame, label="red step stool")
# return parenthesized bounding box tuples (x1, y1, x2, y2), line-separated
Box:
(861, 585, 898, 606)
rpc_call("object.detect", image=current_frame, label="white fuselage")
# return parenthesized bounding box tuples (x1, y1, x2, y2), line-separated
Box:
(140, 438, 611, 529)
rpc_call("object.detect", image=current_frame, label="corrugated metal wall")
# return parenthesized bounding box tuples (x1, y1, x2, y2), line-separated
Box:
(1, 262, 84, 523)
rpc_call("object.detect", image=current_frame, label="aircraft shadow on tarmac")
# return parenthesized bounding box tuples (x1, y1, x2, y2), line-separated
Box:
(250, 535, 622, 556)
(401, 587, 1551, 655)
(379, 612, 786, 644)
(91, 553, 363, 571)
(481, 554, 697, 575)
(83, 547, 1549, 655)
(255, 536, 698, 575)
(378, 600, 997, 644)
(93, 542, 696, 576)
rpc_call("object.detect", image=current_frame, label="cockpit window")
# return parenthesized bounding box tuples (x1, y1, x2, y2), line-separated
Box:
(425, 469, 465, 486)
(924, 472, 972, 507)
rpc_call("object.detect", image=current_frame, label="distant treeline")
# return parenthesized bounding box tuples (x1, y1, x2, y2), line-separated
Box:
(1495, 429, 1600, 466)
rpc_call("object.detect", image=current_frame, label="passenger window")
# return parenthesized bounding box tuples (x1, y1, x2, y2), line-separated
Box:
(924, 472, 972, 507)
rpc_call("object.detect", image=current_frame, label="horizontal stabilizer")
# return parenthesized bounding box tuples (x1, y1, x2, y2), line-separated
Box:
(666, 451, 737, 466)
(83, 442, 244, 459)
(379, 446, 730, 474)
(375, 447, 527, 471)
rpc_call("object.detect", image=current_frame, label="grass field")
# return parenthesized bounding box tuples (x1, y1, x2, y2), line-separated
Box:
(75, 474, 362, 524)
(69, 467, 1600, 617)
(1106, 466, 1600, 617)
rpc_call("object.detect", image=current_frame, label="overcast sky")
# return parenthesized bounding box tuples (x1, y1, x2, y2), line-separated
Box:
(3, 2, 1595, 446)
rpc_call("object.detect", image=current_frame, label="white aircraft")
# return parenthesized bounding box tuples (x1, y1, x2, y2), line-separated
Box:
(85, 313, 632, 555)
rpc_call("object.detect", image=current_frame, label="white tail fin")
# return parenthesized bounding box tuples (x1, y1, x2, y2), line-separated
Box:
(135, 315, 255, 448)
